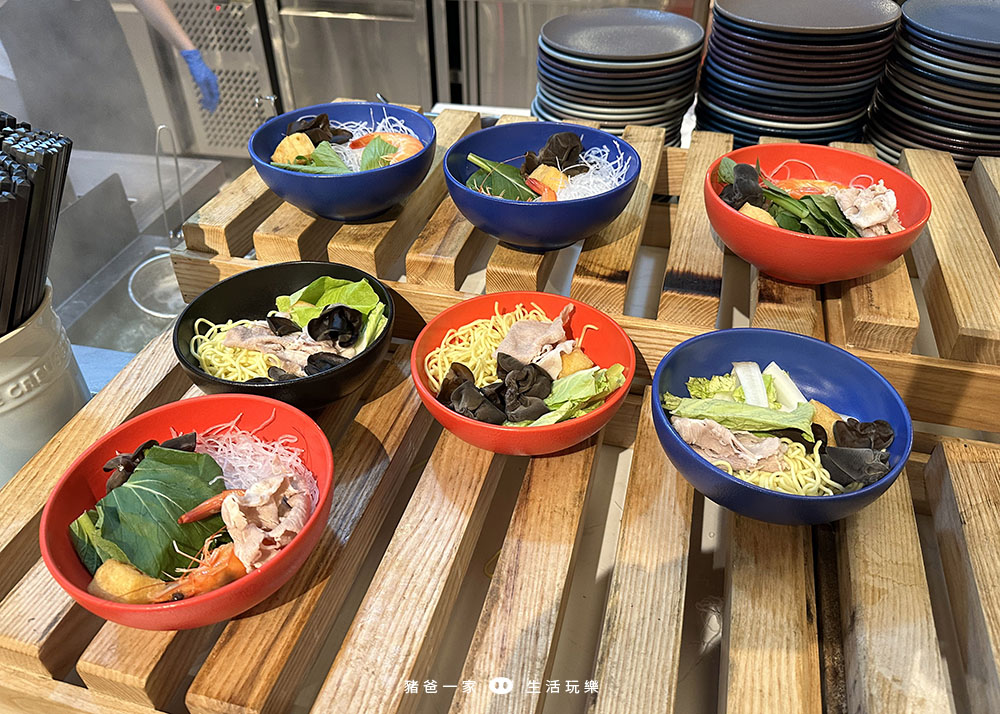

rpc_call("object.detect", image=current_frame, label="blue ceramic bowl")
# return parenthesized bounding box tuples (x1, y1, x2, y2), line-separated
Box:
(443, 122, 641, 252)
(651, 328, 913, 525)
(249, 102, 436, 221)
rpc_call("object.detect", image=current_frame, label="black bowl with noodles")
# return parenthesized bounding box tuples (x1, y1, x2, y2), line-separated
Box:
(173, 261, 394, 411)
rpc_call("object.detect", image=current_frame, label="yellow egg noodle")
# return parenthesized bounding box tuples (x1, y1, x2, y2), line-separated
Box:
(424, 302, 550, 392)
(190, 318, 280, 382)
(715, 439, 853, 497)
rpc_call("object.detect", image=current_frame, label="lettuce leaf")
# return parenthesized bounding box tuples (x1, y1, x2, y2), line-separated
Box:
(661, 393, 815, 437)
(686, 372, 780, 409)
(69, 447, 226, 579)
(508, 363, 626, 427)
(276, 275, 386, 345)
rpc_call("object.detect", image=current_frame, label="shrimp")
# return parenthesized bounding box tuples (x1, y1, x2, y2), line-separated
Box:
(525, 177, 557, 202)
(135, 541, 247, 603)
(178, 489, 243, 524)
(348, 132, 423, 164)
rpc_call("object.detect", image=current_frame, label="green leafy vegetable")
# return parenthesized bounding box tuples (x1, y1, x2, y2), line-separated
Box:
(800, 214, 829, 236)
(660, 395, 815, 437)
(466, 154, 539, 201)
(718, 157, 736, 185)
(360, 136, 399, 171)
(275, 276, 388, 347)
(311, 141, 350, 170)
(687, 372, 780, 409)
(508, 364, 626, 427)
(271, 162, 351, 174)
(69, 447, 226, 579)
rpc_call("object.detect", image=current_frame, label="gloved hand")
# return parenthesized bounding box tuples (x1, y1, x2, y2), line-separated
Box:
(181, 49, 220, 113)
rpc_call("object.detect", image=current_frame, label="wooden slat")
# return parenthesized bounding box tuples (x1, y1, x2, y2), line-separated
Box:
(569, 125, 666, 313)
(169, 249, 1000, 434)
(253, 202, 342, 263)
(0, 330, 186, 603)
(326, 109, 480, 275)
(74, 379, 364, 709)
(589, 388, 694, 714)
(309, 432, 506, 714)
(723, 522, 822, 714)
(484, 246, 559, 293)
(839, 472, 954, 713)
(828, 141, 919, 353)
(898, 149, 1000, 365)
(186, 350, 432, 714)
(653, 145, 688, 197)
(925, 440, 1000, 713)
(967, 157, 1000, 261)
(0, 560, 102, 677)
(658, 131, 732, 327)
(751, 271, 825, 339)
(184, 167, 281, 257)
(449, 435, 601, 714)
(0, 664, 169, 714)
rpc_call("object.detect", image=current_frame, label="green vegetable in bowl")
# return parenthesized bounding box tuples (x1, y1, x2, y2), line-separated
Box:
(660, 393, 815, 437)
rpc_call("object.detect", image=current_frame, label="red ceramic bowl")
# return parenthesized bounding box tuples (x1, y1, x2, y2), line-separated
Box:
(704, 143, 932, 284)
(40, 394, 334, 630)
(411, 292, 636, 456)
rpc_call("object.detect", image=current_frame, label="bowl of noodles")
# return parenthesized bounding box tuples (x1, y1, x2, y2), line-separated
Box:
(411, 291, 635, 455)
(652, 328, 912, 525)
(249, 101, 436, 221)
(443, 122, 641, 252)
(172, 261, 394, 412)
(704, 142, 931, 284)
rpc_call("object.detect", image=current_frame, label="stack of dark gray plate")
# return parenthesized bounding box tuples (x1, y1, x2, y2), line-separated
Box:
(533, 8, 704, 145)
(867, 0, 1000, 174)
(697, 0, 900, 147)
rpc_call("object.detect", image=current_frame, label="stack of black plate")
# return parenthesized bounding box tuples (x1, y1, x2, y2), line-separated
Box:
(867, 0, 1000, 174)
(697, 0, 900, 147)
(533, 8, 704, 145)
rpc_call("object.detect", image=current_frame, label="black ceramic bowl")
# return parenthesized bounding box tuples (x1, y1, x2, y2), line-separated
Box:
(173, 261, 394, 412)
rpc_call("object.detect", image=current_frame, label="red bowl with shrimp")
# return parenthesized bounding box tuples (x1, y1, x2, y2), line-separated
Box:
(411, 291, 636, 456)
(704, 143, 931, 284)
(40, 394, 334, 630)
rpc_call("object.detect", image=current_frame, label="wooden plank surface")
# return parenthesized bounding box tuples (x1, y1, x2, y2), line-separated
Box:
(309, 432, 506, 714)
(169, 249, 1000, 434)
(658, 131, 732, 328)
(0, 664, 169, 714)
(253, 202, 342, 263)
(925, 440, 1000, 714)
(569, 125, 666, 313)
(898, 149, 1000, 365)
(449, 435, 601, 714)
(484, 246, 559, 294)
(183, 167, 280, 257)
(326, 109, 480, 275)
(967, 156, 1000, 261)
(723, 523, 822, 714)
(589, 388, 694, 714)
(839, 473, 954, 713)
(186, 350, 431, 714)
(653, 146, 688, 198)
(828, 141, 919, 353)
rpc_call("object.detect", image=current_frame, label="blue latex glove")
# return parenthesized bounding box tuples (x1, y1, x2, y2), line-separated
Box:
(181, 49, 220, 113)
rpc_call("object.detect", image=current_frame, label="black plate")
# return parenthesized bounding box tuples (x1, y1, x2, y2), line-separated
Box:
(879, 82, 1000, 128)
(707, 31, 890, 69)
(173, 261, 395, 413)
(890, 53, 1000, 93)
(709, 24, 895, 62)
(540, 8, 704, 61)
(537, 46, 701, 79)
(697, 86, 869, 122)
(703, 56, 881, 95)
(902, 0, 1000, 51)
(901, 27, 1000, 67)
(696, 105, 866, 141)
(871, 103, 1000, 152)
(538, 78, 696, 106)
(707, 41, 886, 81)
(698, 74, 875, 112)
(715, 0, 900, 35)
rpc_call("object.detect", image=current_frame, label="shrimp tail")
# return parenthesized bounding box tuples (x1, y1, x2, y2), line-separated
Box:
(177, 489, 243, 524)
(525, 177, 557, 202)
(140, 543, 247, 603)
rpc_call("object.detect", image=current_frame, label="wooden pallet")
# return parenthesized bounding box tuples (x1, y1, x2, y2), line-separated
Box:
(2, 107, 1000, 713)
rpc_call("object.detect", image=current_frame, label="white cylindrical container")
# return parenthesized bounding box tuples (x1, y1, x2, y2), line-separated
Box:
(0, 285, 89, 486)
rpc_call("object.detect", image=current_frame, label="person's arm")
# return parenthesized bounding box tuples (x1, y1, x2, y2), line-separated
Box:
(130, 0, 219, 112)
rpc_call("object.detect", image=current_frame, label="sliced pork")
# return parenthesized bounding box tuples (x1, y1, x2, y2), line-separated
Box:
(671, 416, 784, 472)
(221, 475, 311, 570)
(222, 320, 357, 376)
(495, 304, 574, 370)
(827, 181, 903, 235)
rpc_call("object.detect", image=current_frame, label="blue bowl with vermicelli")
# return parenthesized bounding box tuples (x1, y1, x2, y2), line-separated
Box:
(443, 121, 641, 252)
(249, 102, 436, 221)
(651, 328, 912, 525)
